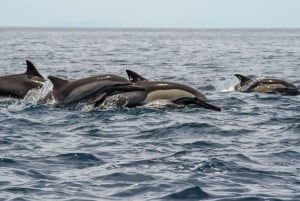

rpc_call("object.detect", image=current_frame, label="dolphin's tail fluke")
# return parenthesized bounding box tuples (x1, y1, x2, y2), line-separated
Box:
(173, 97, 221, 111)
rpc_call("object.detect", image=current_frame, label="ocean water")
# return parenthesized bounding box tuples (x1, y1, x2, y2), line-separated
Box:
(0, 28, 300, 201)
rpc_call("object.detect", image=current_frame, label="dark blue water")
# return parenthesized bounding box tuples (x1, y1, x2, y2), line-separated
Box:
(0, 28, 300, 200)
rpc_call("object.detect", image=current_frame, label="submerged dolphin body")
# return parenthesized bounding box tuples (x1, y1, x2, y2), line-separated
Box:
(38, 74, 145, 107)
(234, 74, 300, 95)
(0, 60, 45, 98)
(112, 70, 221, 111)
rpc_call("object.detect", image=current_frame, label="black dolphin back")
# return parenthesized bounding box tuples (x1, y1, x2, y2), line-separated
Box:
(48, 76, 69, 90)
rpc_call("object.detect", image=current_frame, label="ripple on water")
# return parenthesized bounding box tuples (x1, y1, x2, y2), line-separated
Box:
(269, 150, 300, 161)
(181, 140, 226, 149)
(12, 168, 57, 180)
(137, 122, 217, 139)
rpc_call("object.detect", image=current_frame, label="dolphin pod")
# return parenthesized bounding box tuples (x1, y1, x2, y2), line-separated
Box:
(37, 71, 220, 111)
(1, 60, 299, 111)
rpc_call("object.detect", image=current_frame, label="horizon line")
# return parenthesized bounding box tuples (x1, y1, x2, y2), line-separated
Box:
(1, 25, 300, 30)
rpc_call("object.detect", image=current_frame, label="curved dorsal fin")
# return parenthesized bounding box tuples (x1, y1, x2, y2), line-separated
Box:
(234, 74, 252, 83)
(126, 69, 148, 83)
(48, 76, 69, 90)
(25, 60, 44, 79)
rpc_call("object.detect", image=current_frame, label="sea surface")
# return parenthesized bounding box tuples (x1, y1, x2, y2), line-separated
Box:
(0, 28, 299, 201)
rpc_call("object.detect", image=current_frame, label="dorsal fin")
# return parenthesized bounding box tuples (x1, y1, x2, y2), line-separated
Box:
(25, 60, 44, 79)
(48, 76, 69, 90)
(234, 74, 252, 83)
(126, 69, 148, 83)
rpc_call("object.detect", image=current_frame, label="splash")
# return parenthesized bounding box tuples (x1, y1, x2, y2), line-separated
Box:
(24, 80, 53, 104)
(221, 86, 235, 92)
(81, 104, 96, 112)
(100, 94, 128, 109)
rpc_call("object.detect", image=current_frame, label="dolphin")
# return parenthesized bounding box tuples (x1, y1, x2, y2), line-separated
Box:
(38, 74, 145, 107)
(112, 69, 221, 111)
(0, 60, 45, 98)
(234, 74, 300, 95)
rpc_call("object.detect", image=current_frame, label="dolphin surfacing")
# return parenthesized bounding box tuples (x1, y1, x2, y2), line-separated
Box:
(38, 74, 145, 107)
(234, 74, 300, 95)
(0, 60, 45, 98)
(114, 69, 221, 111)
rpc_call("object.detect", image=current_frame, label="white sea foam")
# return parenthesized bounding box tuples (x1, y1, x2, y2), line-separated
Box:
(221, 85, 235, 92)
(24, 80, 53, 104)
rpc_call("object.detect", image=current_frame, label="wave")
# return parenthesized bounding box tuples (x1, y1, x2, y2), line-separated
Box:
(40, 153, 106, 170)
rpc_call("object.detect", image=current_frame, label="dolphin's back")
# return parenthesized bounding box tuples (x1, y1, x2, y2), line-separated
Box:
(249, 78, 299, 95)
(0, 74, 43, 98)
(138, 81, 208, 102)
(0, 60, 45, 98)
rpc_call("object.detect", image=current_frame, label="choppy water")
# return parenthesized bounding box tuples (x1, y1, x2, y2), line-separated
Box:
(0, 28, 300, 200)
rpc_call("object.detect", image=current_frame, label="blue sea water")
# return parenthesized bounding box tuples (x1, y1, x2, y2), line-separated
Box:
(0, 28, 300, 200)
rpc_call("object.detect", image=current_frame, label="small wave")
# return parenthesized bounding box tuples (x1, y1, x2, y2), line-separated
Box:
(182, 62, 198, 67)
(182, 140, 225, 149)
(0, 98, 19, 108)
(0, 186, 45, 195)
(0, 137, 13, 146)
(270, 150, 300, 160)
(95, 172, 155, 182)
(199, 84, 216, 91)
(0, 158, 19, 167)
(137, 122, 215, 139)
(110, 59, 128, 63)
(0, 98, 23, 110)
(112, 184, 159, 198)
(163, 186, 209, 200)
(214, 196, 266, 201)
(232, 154, 257, 163)
(221, 96, 248, 105)
(286, 123, 300, 133)
(194, 158, 230, 173)
(13, 169, 57, 180)
(43, 153, 105, 169)
(56, 153, 103, 161)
